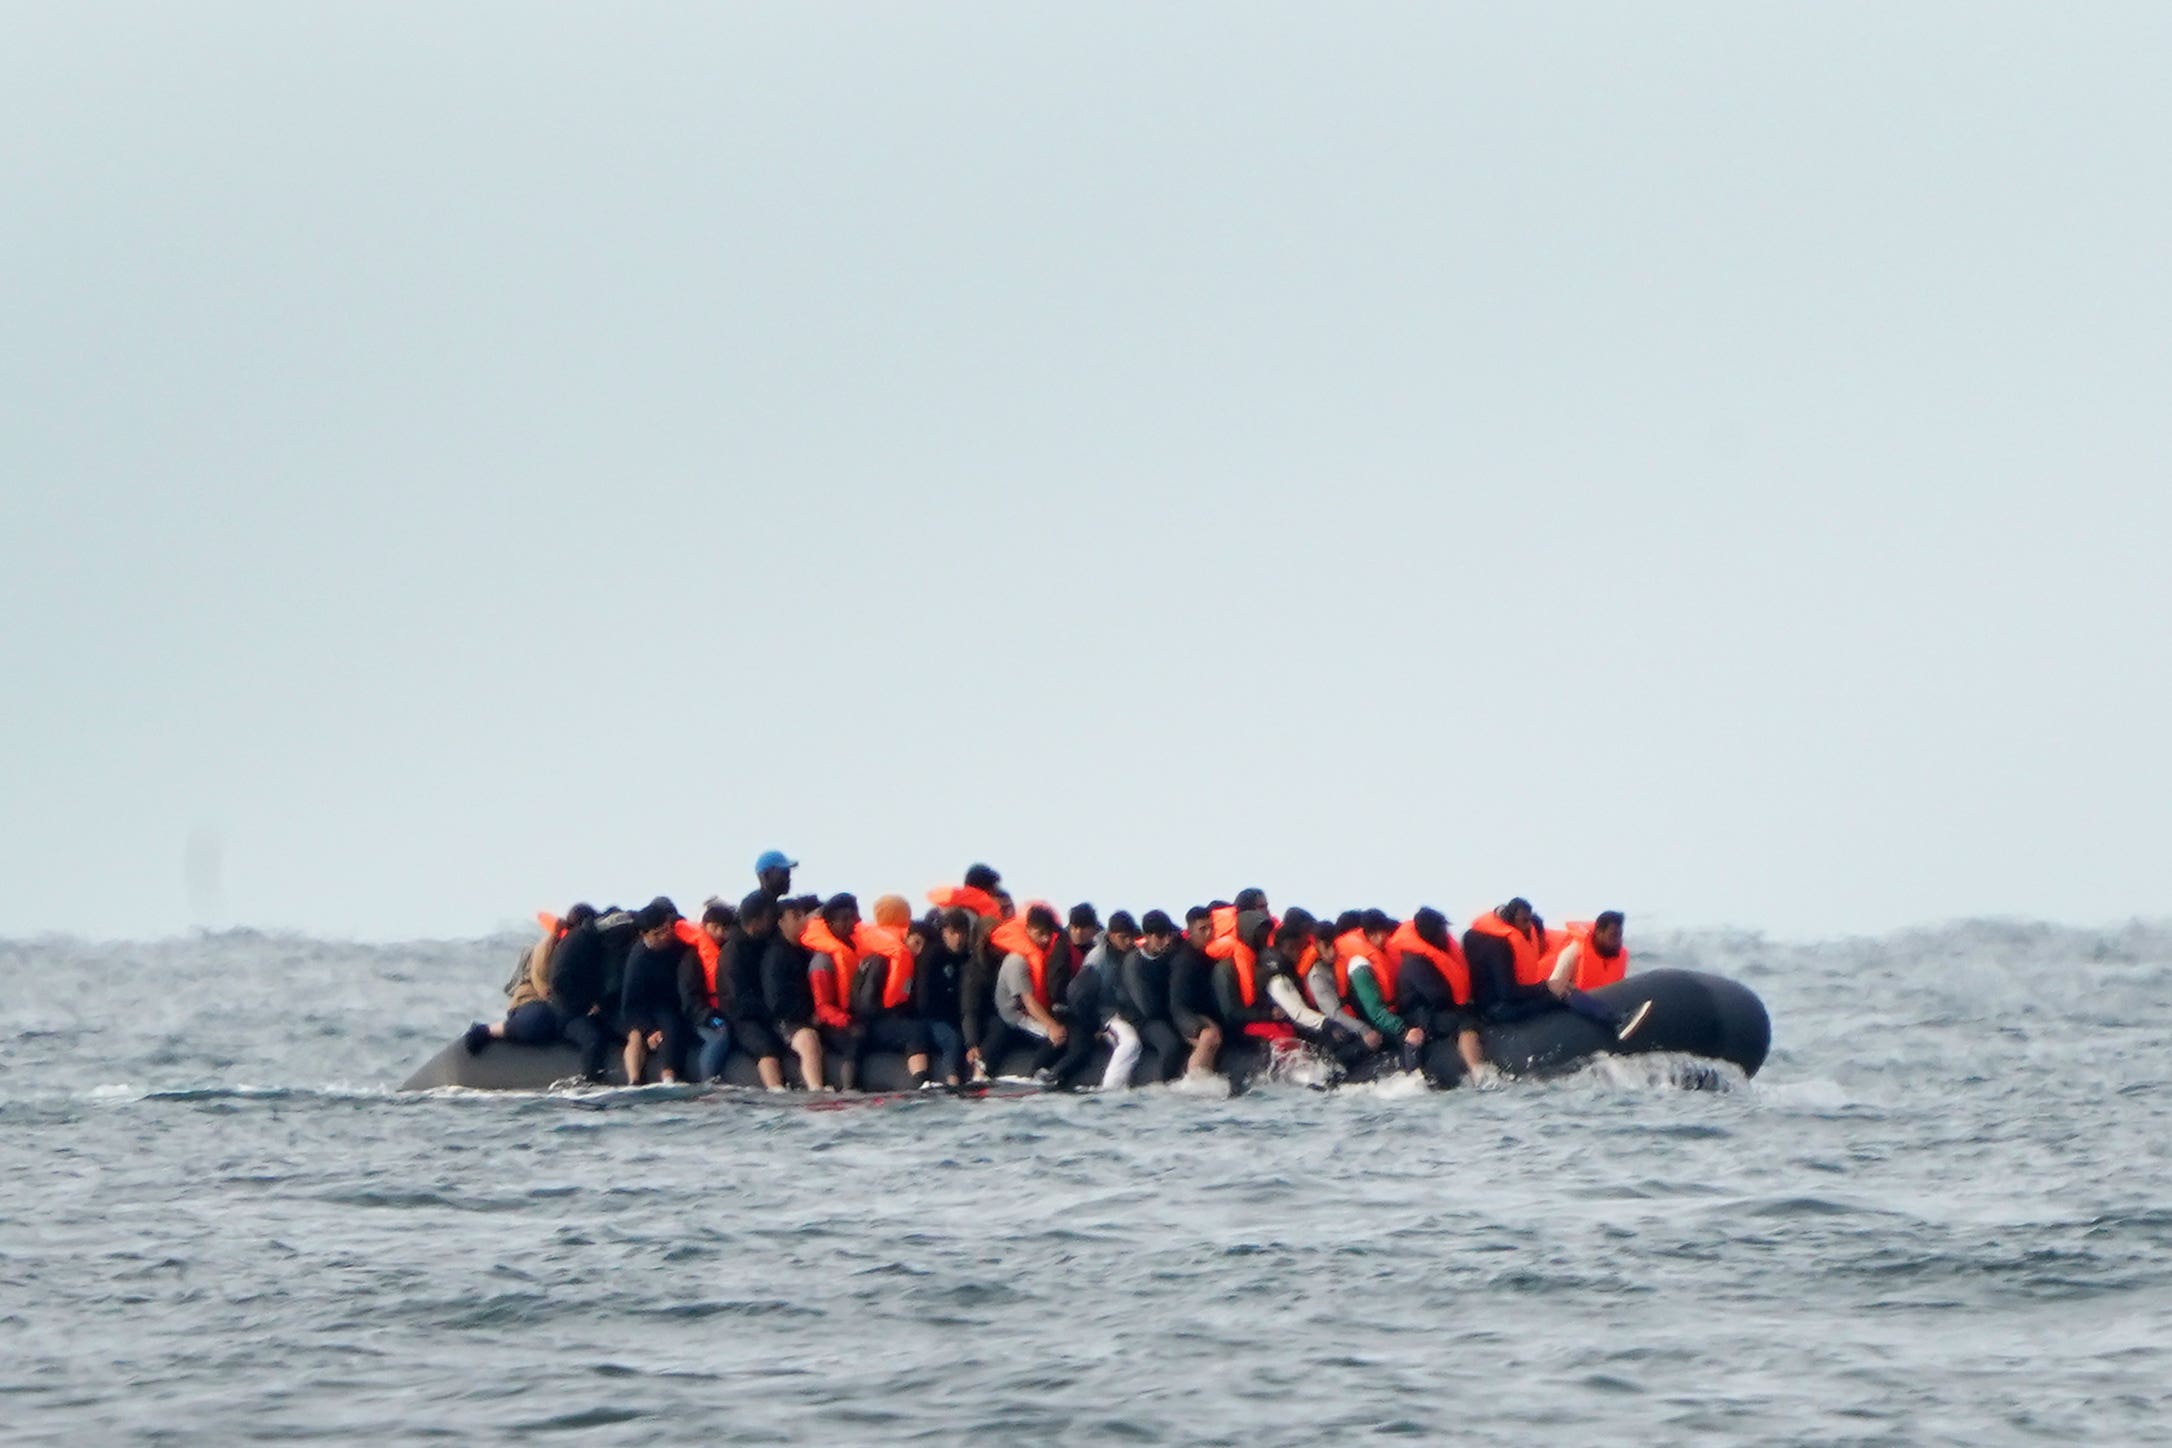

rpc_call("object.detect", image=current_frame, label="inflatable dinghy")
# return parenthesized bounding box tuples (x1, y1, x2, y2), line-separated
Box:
(400, 968, 1769, 1092)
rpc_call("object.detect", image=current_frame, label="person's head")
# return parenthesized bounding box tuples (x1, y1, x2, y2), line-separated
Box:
(1067, 902, 1100, 949)
(1272, 918, 1311, 954)
(1592, 910, 1626, 957)
(1360, 908, 1394, 946)
(1184, 905, 1214, 947)
(993, 888, 1016, 920)
(1313, 917, 1339, 950)
(1024, 903, 1059, 949)
(1412, 907, 1449, 950)
(822, 892, 860, 934)
(1139, 909, 1176, 953)
(755, 849, 797, 894)
(1234, 887, 1269, 914)
(872, 893, 912, 930)
(738, 890, 778, 938)
(1106, 910, 1139, 955)
(903, 916, 932, 955)
(1501, 897, 1534, 930)
(940, 907, 973, 953)
(1333, 909, 1364, 937)
(1237, 911, 1273, 951)
(778, 894, 819, 936)
(964, 862, 1003, 893)
(633, 901, 676, 948)
(562, 902, 598, 933)
(701, 902, 736, 944)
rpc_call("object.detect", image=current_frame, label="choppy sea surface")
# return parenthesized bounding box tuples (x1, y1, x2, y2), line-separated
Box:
(3, 921, 2169, 1445)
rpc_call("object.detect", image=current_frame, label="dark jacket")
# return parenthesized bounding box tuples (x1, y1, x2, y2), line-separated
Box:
(1464, 926, 1549, 1014)
(960, 920, 1004, 1051)
(915, 939, 970, 1028)
(546, 915, 638, 1019)
(621, 939, 692, 1026)
(1117, 945, 1170, 1025)
(761, 932, 817, 1027)
(1167, 940, 1219, 1024)
(723, 926, 775, 1026)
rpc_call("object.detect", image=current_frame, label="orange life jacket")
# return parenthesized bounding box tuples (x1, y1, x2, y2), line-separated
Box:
(1204, 905, 1240, 961)
(1229, 937, 1262, 1006)
(799, 917, 859, 1027)
(989, 914, 1052, 1006)
(1387, 919, 1470, 1005)
(1332, 929, 1396, 1004)
(853, 921, 916, 1010)
(1469, 908, 1549, 986)
(927, 884, 1003, 920)
(535, 910, 563, 936)
(673, 917, 723, 1012)
(1540, 921, 1630, 991)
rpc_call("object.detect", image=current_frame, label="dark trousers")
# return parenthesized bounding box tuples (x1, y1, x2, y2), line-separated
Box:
(977, 1017, 1063, 1078)
(926, 1021, 966, 1083)
(505, 1000, 561, 1045)
(559, 1012, 609, 1080)
(1139, 1019, 1186, 1080)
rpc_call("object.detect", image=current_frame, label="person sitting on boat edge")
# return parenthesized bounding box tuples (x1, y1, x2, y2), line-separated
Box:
(984, 903, 1068, 1081)
(620, 899, 696, 1084)
(1120, 910, 1186, 1082)
(1051, 909, 1145, 1089)
(762, 894, 830, 1089)
(1166, 906, 1225, 1080)
(684, 901, 737, 1083)
(1466, 899, 1649, 1046)
(916, 908, 974, 1088)
(846, 894, 935, 1088)
(1380, 906, 1490, 1083)
(1541, 912, 1648, 1038)
(464, 902, 597, 1054)
(722, 892, 789, 1090)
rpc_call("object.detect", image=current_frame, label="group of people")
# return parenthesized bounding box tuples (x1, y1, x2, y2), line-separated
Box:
(465, 852, 1650, 1091)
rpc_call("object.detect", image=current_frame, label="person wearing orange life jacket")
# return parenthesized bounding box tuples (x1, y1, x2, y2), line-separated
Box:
(984, 903, 1069, 1081)
(678, 901, 737, 1082)
(1165, 906, 1226, 1077)
(1539, 910, 1650, 1040)
(1212, 909, 1300, 1041)
(1260, 909, 1375, 1071)
(465, 902, 599, 1055)
(1303, 916, 1390, 1055)
(1378, 907, 1490, 1081)
(800, 893, 875, 1090)
(1467, 899, 1649, 1047)
(927, 861, 1006, 923)
(841, 894, 935, 1087)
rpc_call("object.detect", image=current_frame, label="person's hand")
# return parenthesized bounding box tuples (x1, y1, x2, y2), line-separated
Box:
(646, 1030, 664, 1050)
(1404, 1026, 1425, 1047)
(1547, 977, 1570, 1000)
(1361, 1028, 1384, 1051)
(1272, 1006, 1290, 1023)
(1049, 1023, 1068, 1046)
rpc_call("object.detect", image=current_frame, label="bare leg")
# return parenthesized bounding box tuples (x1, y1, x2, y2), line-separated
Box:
(757, 1056, 786, 1091)
(790, 1027, 828, 1091)
(623, 1031, 646, 1085)
(1457, 1029, 1486, 1075)
(1189, 1022, 1222, 1076)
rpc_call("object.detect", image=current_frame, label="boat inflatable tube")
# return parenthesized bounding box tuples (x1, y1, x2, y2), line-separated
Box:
(400, 968, 1769, 1093)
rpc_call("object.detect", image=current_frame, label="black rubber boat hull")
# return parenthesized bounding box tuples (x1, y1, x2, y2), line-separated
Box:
(399, 968, 1769, 1092)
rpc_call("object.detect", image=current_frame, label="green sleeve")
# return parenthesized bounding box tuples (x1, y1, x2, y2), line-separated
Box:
(1350, 969, 1406, 1035)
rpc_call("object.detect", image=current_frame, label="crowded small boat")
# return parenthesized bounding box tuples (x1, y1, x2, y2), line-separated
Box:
(404, 854, 1770, 1093)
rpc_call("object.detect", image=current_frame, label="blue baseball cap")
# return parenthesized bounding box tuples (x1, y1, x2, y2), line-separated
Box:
(755, 849, 798, 875)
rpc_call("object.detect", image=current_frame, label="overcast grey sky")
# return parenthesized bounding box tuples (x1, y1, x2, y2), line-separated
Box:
(4, 3, 2168, 941)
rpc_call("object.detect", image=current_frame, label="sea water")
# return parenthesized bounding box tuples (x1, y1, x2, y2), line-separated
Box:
(2, 922, 2168, 1443)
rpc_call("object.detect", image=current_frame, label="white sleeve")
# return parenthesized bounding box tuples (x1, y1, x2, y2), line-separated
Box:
(1550, 940, 1581, 989)
(1266, 972, 1327, 1031)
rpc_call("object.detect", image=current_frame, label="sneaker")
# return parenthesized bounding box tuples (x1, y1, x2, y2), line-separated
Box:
(462, 1022, 491, 1056)
(1616, 1001, 1654, 1042)
(1031, 1067, 1057, 1086)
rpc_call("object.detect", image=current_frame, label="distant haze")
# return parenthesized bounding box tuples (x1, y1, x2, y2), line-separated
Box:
(4, 3, 2168, 940)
